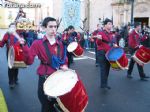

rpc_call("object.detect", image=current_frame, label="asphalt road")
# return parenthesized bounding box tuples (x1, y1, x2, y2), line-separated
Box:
(0, 47, 150, 112)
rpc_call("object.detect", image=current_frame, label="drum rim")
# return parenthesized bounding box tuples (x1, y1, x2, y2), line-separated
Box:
(67, 42, 78, 52)
(43, 69, 78, 97)
(8, 46, 15, 69)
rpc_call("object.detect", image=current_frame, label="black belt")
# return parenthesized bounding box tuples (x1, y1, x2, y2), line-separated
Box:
(39, 75, 49, 79)
(40, 61, 51, 66)
(102, 40, 109, 44)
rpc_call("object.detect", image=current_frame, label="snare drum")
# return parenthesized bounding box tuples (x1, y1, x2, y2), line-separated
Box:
(8, 45, 27, 69)
(67, 42, 83, 57)
(106, 47, 128, 70)
(132, 46, 150, 65)
(43, 69, 88, 112)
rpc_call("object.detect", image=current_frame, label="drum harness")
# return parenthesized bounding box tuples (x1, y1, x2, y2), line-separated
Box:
(41, 41, 67, 79)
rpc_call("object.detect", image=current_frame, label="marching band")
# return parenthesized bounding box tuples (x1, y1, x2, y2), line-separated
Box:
(0, 8, 150, 112)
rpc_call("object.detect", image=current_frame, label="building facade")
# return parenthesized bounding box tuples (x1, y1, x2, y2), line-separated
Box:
(0, 0, 150, 32)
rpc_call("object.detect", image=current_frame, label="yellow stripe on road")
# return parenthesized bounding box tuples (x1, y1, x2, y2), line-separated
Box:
(0, 88, 8, 112)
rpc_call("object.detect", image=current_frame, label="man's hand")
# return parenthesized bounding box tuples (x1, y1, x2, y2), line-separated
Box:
(60, 65, 68, 71)
(97, 35, 102, 40)
(19, 38, 26, 45)
(113, 43, 118, 47)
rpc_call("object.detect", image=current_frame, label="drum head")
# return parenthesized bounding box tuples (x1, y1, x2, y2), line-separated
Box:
(8, 46, 15, 69)
(43, 69, 78, 97)
(67, 42, 78, 52)
(106, 47, 124, 61)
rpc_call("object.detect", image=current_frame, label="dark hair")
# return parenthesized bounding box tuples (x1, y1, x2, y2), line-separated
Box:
(103, 18, 112, 25)
(9, 22, 16, 28)
(68, 25, 74, 30)
(42, 17, 56, 28)
(71, 31, 77, 37)
(64, 28, 68, 32)
(134, 22, 141, 28)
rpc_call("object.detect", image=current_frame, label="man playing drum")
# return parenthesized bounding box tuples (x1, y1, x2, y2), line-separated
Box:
(127, 22, 149, 81)
(62, 25, 76, 68)
(96, 18, 117, 90)
(19, 17, 68, 112)
(0, 23, 23, 88)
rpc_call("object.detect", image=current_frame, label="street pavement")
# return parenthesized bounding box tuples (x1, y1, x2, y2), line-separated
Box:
(0, 47, 150, 112)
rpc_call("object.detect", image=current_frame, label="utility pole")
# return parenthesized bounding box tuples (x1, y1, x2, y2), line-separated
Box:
(130, 0, 134, 27)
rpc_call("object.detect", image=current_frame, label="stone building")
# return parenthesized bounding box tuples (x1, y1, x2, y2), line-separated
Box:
(0, 0, 150, 32)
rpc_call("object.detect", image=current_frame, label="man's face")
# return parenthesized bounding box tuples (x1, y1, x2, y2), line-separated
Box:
(136, 25, 141, 31)
(105, 22, 112, 31)
(45, 21, 57, 37)
(8, 24, 16, 33)
(97, 24, 101, 30)
(68, 28, 75, 34)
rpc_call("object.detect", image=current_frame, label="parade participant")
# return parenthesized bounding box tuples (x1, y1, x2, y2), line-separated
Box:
(127, 22, 149, 81)
(0, 23, 23, 88)
(92, 24, 102, 67)
(96, 18, 117, 89)
(19, 17, 68, 112)
(62, 25, 75, 67)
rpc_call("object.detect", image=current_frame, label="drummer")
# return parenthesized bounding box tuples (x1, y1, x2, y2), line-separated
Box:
(96, 18, 117, 90)
(127, 22, 149, 81)
(19, 17, 68, 112)
(0, 22, 23, 88)
(62, 25, 76, 68)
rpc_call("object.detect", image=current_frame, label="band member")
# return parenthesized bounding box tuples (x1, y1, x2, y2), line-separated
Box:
(96, 18, 117, 89)
(62, 25, 75, 67)
(92, 24, 102, 67)
(127, 22, 149, 81)
(0, 23, 23, 88)
(19, 17, 68, 112)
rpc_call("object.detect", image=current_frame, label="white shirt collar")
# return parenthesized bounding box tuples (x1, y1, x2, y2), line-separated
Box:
(47, 37, 56, 45)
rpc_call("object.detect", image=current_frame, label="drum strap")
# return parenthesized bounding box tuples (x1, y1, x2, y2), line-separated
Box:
(42, 41, 66, 69)
(42, 41, 58, 66)
(102, 30, 113, 45)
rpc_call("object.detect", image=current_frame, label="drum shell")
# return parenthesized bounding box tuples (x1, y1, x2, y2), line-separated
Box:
(14, 45, 24, 61)
(106, 47, 128, 70)
(57, 79, 88, 112)
(109, 53, 128, 70)
(132, 46, 150, 64)
(8, 45, 27, 68)
(73, 44, 84, 57)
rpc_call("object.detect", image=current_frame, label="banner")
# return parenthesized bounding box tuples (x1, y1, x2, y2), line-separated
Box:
(63, 0, 81, 29)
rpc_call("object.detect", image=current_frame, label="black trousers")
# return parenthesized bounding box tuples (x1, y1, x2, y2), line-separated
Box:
(94, 41, 98, 64)
(97, 50, 110, 87)
(67, 52, 73, 68)
(38, 76, 58, 112)
(8, 67, 18, 84)
(127, 48, 145, 78)
(7, 50, 19, 85)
